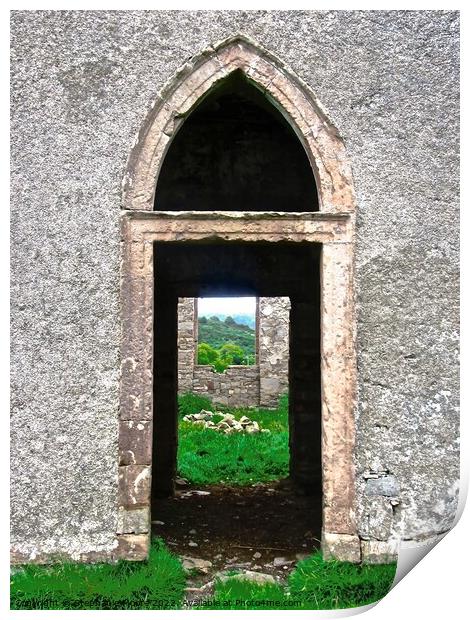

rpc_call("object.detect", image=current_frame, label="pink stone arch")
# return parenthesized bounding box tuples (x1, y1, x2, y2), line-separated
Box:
(123, 34, 356, 214)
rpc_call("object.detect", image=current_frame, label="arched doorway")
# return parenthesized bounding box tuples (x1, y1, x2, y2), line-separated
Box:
(118, 35, 359, 563)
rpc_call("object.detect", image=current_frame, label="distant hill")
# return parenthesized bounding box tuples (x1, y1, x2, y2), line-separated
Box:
(198, 315, 255, 357)
(198, 312, 256, 329)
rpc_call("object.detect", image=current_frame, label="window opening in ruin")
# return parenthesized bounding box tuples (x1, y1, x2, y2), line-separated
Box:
(176, 292, 291, 488)
(196, 296, 257, 372)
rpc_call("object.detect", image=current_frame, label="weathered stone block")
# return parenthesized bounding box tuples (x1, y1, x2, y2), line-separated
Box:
(322, 532, 361, 563)
(358, 497, 394, 541)
(260, 377, 280, 393)
(361, 539, 399, 564)
(118, 465, 151, 507)
(115, 534, 149, 561)
(119, 420, 152, 465)
(365, 475, 400, 497)
(116, 506, 150, 534)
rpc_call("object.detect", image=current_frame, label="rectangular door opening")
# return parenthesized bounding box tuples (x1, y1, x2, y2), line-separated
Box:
(151, 241, 322, 571)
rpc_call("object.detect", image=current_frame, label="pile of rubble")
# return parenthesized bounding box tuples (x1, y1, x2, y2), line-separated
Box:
(182, 410, 270, 435)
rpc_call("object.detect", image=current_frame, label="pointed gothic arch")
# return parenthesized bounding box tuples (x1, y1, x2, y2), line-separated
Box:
(123, 35, 356, 214)
(118, 35, 359, 563)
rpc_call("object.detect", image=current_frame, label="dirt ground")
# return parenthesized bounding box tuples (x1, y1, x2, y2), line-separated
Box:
(152, 478, 321, 595)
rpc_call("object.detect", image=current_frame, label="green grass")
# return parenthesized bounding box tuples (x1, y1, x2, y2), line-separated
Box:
(178, 423, 289, 485)
(10, 538, 186, 610)
(199, 578, 287, 610)
(288, 552, 396, 609)
(199, 552, 396, 610)
(177, 393, 290, 485)
(11, 542, 396, 611)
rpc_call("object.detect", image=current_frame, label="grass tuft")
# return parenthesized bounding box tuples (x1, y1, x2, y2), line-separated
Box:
(10, 538, 185, 610)
(199, 552, 396, 610)
(199, 576, 287, 610)
(288, 552, 396, 609)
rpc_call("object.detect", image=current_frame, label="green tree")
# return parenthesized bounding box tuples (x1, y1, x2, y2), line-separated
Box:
(197, 341, 250, 373)
(219, 342, 245, 366)
(198, 315, 255, 359)
(197, 342, 220, 366)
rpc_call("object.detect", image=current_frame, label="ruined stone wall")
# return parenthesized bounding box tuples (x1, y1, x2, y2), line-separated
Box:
(11, 11, 459, 561)
(192, 365, 261, 408)
(258, 297, 290, 407)
(177, 298, 196, 394)
(177, 297, 289, 408)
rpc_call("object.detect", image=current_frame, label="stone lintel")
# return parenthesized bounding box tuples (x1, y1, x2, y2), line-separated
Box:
(122, 210, 351, 220)
(121, 211, 353, 246)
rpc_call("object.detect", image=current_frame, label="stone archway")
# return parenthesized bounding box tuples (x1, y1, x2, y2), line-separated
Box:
(117, 35, 359, 563)
(123, 35, 356, 214)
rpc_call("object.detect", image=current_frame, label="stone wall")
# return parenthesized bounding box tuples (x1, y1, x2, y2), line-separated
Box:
(258, 297, 290, 407)
(177, 297, 290, 407)
(177, 298, 196, 394)
(192, 365, 261, 408)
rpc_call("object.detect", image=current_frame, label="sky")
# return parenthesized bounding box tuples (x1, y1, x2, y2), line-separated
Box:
(197, 296, 256, 317)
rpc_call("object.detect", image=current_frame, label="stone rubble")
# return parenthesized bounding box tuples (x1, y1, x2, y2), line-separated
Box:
(180, 490, 211, 498)
(215, 570, 277, 585)
(273, 556, 294, 567)
(182, 409, 270, 435)
(181, 556, 213, 574)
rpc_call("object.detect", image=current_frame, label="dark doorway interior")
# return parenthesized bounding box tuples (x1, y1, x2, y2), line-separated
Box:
(151, 241, 322, 581)
(154, 71, 319, 212)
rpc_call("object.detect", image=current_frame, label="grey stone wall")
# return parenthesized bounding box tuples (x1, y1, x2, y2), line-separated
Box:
(192, 365, 261, 408)
(11, 10, 459, 560)
(177, 298, 196, 394)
